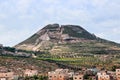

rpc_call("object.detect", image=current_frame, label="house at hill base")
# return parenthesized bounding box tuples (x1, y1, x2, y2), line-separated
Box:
(48, 69, 72, 80)
(97, 71, 110, 80)
(24, 69, 38, 77)
(73, 73, 84, 80)
(116, 69, 120, 80)
(0, 72, 14, 80)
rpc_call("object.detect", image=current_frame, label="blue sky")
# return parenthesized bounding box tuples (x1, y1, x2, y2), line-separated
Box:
(0, 0, 120, 46)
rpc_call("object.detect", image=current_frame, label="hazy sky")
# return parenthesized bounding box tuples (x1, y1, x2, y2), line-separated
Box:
(0, 0, 120, 46)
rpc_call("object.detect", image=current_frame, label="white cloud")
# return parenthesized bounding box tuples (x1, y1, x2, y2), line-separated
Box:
(19, 15, 34, 19)
(0, 14, 7, 19)
(42, 0, 60, 4)
(0, 24, 5, 29)
(112, 28, 120, 35)
(16, 0, 34, 14)
(91, 0, 108, 7)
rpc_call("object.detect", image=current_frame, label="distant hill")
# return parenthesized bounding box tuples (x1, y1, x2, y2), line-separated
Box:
(15, 24, 120, 56)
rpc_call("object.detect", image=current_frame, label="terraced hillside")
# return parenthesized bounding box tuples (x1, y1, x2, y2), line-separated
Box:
(0, 56, 59, 74)
(15, 24, 120, 57)
(1, 24, 120, 75)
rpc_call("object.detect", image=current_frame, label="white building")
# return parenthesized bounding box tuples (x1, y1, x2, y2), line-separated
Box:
(24, 69, 38, 77)
(0, 72, 14, 80)
(97, 71, 110, 80)
(48, 69, 70, 80)
(73, 74, 84, 80)
(116, 69, 120, 80)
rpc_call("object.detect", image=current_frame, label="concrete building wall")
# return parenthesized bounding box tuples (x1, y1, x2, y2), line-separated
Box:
(73, 74, 84, 80)
(0, 72, 14, 80)
(97, 72, 110, 80)
(24, 69, 38, 77)
(116, 69, 120, 80)
(98, 75, 110, 80)
(48, 69, 69, 80)
(0, 78, 7, 80)
(48, 73, 69, 80)
(48, 73, 58, 80)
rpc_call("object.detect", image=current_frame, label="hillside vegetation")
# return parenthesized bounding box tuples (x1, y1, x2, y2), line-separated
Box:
(12, 24, 120, 72)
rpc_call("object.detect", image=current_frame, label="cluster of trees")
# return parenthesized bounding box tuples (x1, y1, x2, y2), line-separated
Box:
(3, 47, 16, 52)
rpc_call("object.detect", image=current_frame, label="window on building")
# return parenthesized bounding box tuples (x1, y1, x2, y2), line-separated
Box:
(5, 74, 7, 76)
(79, 77, 82, 79)
(74, 77, 77, 79)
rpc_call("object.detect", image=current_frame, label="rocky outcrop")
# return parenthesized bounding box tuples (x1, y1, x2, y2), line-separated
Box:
(15, 24, 97, 51)
(15, 24, 120, 54)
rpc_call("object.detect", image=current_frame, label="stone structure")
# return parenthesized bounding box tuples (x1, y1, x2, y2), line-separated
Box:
(48, 69, 70, 80)
(24, 69, 38, 77)
(107, 71, 116, 80)
(0, 72, 14, 80)
(31, 54, 37, 58)
(116, 69, 120, 80)
(97, 71, 110, 80)
(73, 74, 84, 80)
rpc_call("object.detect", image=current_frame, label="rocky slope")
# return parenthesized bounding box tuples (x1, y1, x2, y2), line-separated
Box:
(15, 24, 120, 55)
